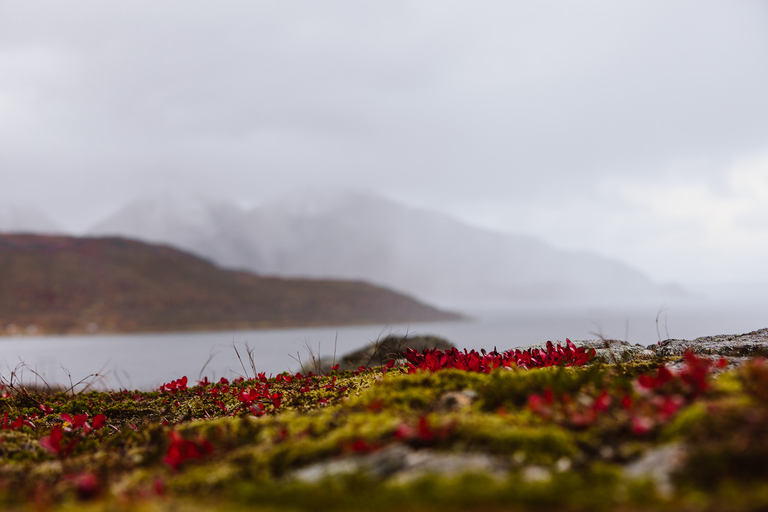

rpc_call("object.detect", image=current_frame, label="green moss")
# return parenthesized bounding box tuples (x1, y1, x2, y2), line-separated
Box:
(450, 414, 577, 463)
(476, 365, 613, 411)
(1, 354, 767, 510)
(348, 369, 485, 412)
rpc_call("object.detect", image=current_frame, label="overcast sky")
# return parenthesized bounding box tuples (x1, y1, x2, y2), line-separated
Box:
(2, 1, 768, 285)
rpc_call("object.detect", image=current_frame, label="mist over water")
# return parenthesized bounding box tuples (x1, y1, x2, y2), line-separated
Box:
(2, 299, 764, 391)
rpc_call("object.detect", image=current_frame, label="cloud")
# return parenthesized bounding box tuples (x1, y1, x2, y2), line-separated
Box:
(1, 1, 768, 282)
(464, 150, 768, 283)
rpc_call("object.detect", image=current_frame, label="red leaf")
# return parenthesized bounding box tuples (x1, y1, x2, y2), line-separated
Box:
(631, 416, 654, 435)
(418, 417, 435, 442)
(73, 472, 100, 500)
(92, 414, 107, 429)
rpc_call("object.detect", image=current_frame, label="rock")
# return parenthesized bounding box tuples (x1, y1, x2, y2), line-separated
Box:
(290, 444, 506, 484)
(623, 443, 687, 497)
(574, 339, 657, 364)
(390, 449, 506, 485)
(292, 444, 413, 482)
(514, 328, 768, 366)
(521, 465, 551, 483)
(302, 335, 454, 374)
(655, 328, 768, 360)
(512, 339, 655, 365)
(435, 390, 478, 412)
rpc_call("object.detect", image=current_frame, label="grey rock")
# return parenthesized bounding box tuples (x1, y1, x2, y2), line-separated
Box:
(514, 328, 768, 366)
(291, 444, 506, 484)
(624, 443, 687, 498)
(513, 338, 655, 365)
(655, 328, 768, 359)
(520, 465, 552, 483)
(390, 449, 507, 484)
(292, 444, 413, 483)
(302, 335, 454, 374)
(435, 390, 478, 412)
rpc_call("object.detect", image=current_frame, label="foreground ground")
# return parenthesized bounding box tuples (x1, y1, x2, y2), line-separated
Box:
(1, 337, 767, 511)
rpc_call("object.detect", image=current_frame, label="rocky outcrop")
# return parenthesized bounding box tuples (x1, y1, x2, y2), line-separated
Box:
(292, 444, 507, 484)
(306, 329, 768, 376)
(654, 328, 768, 360)
(516, 328, 768, 367)
(301, 335, 454, 374)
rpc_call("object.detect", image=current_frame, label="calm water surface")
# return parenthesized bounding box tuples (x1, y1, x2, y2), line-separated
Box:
(1, 301, 766, 390)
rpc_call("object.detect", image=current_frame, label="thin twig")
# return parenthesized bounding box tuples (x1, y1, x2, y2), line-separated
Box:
(332, 332, 338, 369)
(233, 342, 250, 380)
(198, 348, 219, 381)
(656, 304, 667, 343)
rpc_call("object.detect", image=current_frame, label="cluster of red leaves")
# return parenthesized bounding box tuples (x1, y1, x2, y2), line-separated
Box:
(39, 412, 109, 457)
(158, 376, 188, 394)
(68, 472, 101, 500)
(394, 416, 451, 444)
(527, 351, 727, 435)
(236, 386, 282, 416)
(163, 431, 214, 470)
(40, 426, 79, 457)
(638, 351, 723, 397)
(347, 416, 452, 454)
(156, 366, 359, 421)
(1, 411, 35, 431)
(403, 339, 595, 373)
(60, 412, 107, 433)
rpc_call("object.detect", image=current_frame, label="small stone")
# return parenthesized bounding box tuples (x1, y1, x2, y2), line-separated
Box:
(437, 390, 478, 411)
(521, 465, 551, 483)
(624, 443, 686, 498)
(555, 457, 571, 472)
(599, 445, 615, 460)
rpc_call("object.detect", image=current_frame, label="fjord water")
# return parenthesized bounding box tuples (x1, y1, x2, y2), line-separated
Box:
(1, 301, 766, 391)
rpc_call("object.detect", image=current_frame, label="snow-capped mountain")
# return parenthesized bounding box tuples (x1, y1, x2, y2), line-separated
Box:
(89, 190, 683, 308)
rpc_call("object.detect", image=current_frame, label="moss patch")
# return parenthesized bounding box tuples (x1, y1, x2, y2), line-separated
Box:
(0, 351, 766, 511)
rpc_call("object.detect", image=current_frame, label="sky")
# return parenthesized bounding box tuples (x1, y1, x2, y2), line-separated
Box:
(1, 1, 768, 285)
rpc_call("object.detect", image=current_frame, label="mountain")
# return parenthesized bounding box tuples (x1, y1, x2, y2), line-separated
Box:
(0, 234, 461, 335)
(0, 205, 63, 234)
(90, 190, 684, 307)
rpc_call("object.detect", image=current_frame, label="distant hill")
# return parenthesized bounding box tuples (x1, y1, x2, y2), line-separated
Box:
(90, 190, 686, 308)
(0, 234, 461, 336)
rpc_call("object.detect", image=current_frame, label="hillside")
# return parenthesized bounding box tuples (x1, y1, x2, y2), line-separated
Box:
(0, 234, 461, 335)
(89, 190, 686, 308)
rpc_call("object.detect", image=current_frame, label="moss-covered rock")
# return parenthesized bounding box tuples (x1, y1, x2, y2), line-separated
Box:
(0, 333, 767, 511)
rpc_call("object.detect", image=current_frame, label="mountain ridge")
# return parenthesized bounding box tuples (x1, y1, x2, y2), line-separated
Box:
(89, 190, 684, 308)
(0, 234, 461, 336)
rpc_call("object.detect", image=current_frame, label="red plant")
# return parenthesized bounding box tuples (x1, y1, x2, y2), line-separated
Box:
(526, 351, 723, 435)
(92, 414, 107, 429)
(58, 412, 108, 433)
(70, 472, 100, 500)
(347, 438, 381, 453)
(394, 416, 451, 444)
(60, 413, 91, 433)
(40, 425, 78, 457)
(163, 431, 214, 470)
(403, 340, 594, 374)
(158, 376, 188, 394)
(1, 412, 35, 431)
